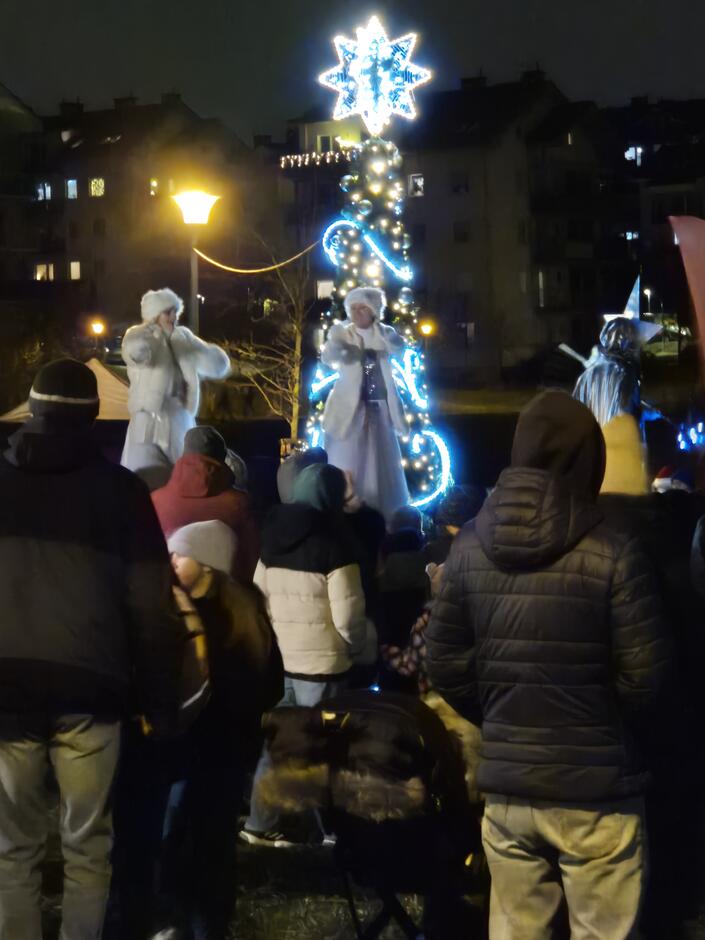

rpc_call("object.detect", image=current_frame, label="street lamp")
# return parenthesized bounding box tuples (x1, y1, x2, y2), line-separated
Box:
(172, 190, 220, 335)
(643, 287, 653, 315)
(89, 318, 106, 359)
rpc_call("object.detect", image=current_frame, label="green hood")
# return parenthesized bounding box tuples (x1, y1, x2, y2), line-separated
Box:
(292, 463, 346, 513)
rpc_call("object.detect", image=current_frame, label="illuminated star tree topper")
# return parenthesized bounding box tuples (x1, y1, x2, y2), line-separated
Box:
(319, 15, 432, 137)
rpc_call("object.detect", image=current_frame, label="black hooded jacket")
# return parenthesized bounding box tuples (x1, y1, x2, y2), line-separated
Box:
(0, 418, 182, 729)
(426, 392, 671, 803)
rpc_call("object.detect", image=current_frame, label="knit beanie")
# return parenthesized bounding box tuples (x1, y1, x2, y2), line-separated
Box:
(434, 485, 487, 528)
(389, 505, 423, 535)
(29, 359, 99, 424)
(141, 288, 184, 323)
(277, 447, 328, 503)
(343, 286, 386, 320)
(184, 426, 227, 463)
(167, 520, 237, 575)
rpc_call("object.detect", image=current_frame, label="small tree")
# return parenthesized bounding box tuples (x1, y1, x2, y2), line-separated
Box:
(223, 247, 315, 440)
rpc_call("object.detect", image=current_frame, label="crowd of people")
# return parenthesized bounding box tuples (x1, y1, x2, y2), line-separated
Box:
(1, 345, 705, 939)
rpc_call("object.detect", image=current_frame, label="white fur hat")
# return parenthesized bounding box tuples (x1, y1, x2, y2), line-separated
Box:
(141, 288, 184, 322)
(343, 287, 386, 320)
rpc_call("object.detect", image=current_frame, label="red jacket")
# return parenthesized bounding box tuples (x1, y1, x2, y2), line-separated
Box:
(152, 453, 260, 581)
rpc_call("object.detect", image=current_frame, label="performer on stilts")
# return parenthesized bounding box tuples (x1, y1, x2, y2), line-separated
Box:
(321, 287, 409, 521)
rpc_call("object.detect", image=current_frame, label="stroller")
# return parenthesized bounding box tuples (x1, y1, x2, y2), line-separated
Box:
(257, 690, 483, 939)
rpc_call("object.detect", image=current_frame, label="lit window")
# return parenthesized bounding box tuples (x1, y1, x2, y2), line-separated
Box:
(567, 132, 573, 146)
(69, 261, 81, 280)
(538, 269, 546, 308)
(316, 280, 334, 299)
(408, 173, 424, 197)
(624, 146, 643, 167)
(33, 263, 54, 281)
(149, 178, 159, 197)
(89, 178, 105, 197)
(36, 182, 51, 201)
(66, 179, 78, 199)
(624, 231, 640, 241)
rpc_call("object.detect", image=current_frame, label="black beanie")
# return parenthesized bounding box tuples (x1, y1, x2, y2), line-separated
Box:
(29, 359, 99, 424)
(184, 426, 227, 463)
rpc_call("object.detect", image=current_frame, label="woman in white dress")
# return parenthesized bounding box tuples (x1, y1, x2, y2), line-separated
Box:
(321, 287, 410, 521)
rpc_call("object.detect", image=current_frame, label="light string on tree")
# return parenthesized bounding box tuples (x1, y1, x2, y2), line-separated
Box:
(306, 15, 453, 508)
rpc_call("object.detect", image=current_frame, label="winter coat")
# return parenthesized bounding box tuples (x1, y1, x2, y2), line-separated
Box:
(152, 453, 260, 581)
(0, 418, 182, 730)
(426, 466, 671, 803)
(122, 322, 229, 420)
(254, 503, 367, 679)
(192, 570, 283, 761)
(321, 320, 406, 439)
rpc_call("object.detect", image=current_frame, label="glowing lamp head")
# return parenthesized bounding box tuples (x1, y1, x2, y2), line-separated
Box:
(172, 190, 220, 225)
(90, 319, 106, 337)
(419, 320, 435, 337)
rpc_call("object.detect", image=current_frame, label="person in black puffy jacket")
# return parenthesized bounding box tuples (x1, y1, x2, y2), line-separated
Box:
(426, 390, 671, 940)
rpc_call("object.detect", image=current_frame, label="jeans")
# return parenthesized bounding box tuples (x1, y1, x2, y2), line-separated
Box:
(0, 714, 120, 940)
(482, 794, 646, 940)
(244, 676, 347, 833)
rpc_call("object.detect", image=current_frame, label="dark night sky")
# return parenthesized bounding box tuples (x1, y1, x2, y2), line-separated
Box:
(3, 0, 705, 141)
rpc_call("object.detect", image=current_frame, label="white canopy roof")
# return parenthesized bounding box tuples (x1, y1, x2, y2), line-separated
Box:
(0, 358, 129, 422)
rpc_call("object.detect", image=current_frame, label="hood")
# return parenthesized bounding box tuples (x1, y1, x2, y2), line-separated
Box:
(511, 390, 606, 500)
(276, 447, 328, 503)
(476, 468, 603, 570)
(261, 503, 324, 558)
(292, 463, 346, 513)
(168, 452, 233, 499)
(4, 417, 98, 473)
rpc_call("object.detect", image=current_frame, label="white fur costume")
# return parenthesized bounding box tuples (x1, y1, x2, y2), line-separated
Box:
(121, 288, 230, 475)
(321, 288, 409, 520)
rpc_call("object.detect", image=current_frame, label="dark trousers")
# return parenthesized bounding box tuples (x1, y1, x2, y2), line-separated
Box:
(157, 758, 244, 939)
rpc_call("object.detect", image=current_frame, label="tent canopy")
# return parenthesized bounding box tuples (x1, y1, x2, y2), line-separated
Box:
(0, 358, 129, 422)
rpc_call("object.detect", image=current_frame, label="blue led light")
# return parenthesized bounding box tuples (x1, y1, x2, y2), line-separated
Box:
(362, 233, 413, 282)
(319, 16, 432, 136)
(410, 430, 452, 508)
(677, 422, 705, 452)
(310, 366, 340, 395)
(322, 218, 413, 283)
(391, 348, 428, 409)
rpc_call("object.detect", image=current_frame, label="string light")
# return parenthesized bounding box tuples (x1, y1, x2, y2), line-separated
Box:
(305, 17, 451, 508)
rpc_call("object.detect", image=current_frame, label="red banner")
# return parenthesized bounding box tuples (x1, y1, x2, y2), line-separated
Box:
(670, 215, 705, 364)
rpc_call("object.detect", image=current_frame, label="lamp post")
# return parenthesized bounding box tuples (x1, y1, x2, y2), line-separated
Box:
(643, 287, 652, 315)
(172, 190, 220, 335)
(90, 318, 106, 359)
(418, 318, 436, 355)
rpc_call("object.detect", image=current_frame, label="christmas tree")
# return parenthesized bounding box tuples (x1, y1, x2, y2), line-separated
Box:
(307, 16, 452, 508)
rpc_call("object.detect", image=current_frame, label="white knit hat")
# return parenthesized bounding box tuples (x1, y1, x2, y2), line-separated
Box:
(141, 288, 184, 322)
(343, 287, 386, 320)
(167, 521, 237, 575)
